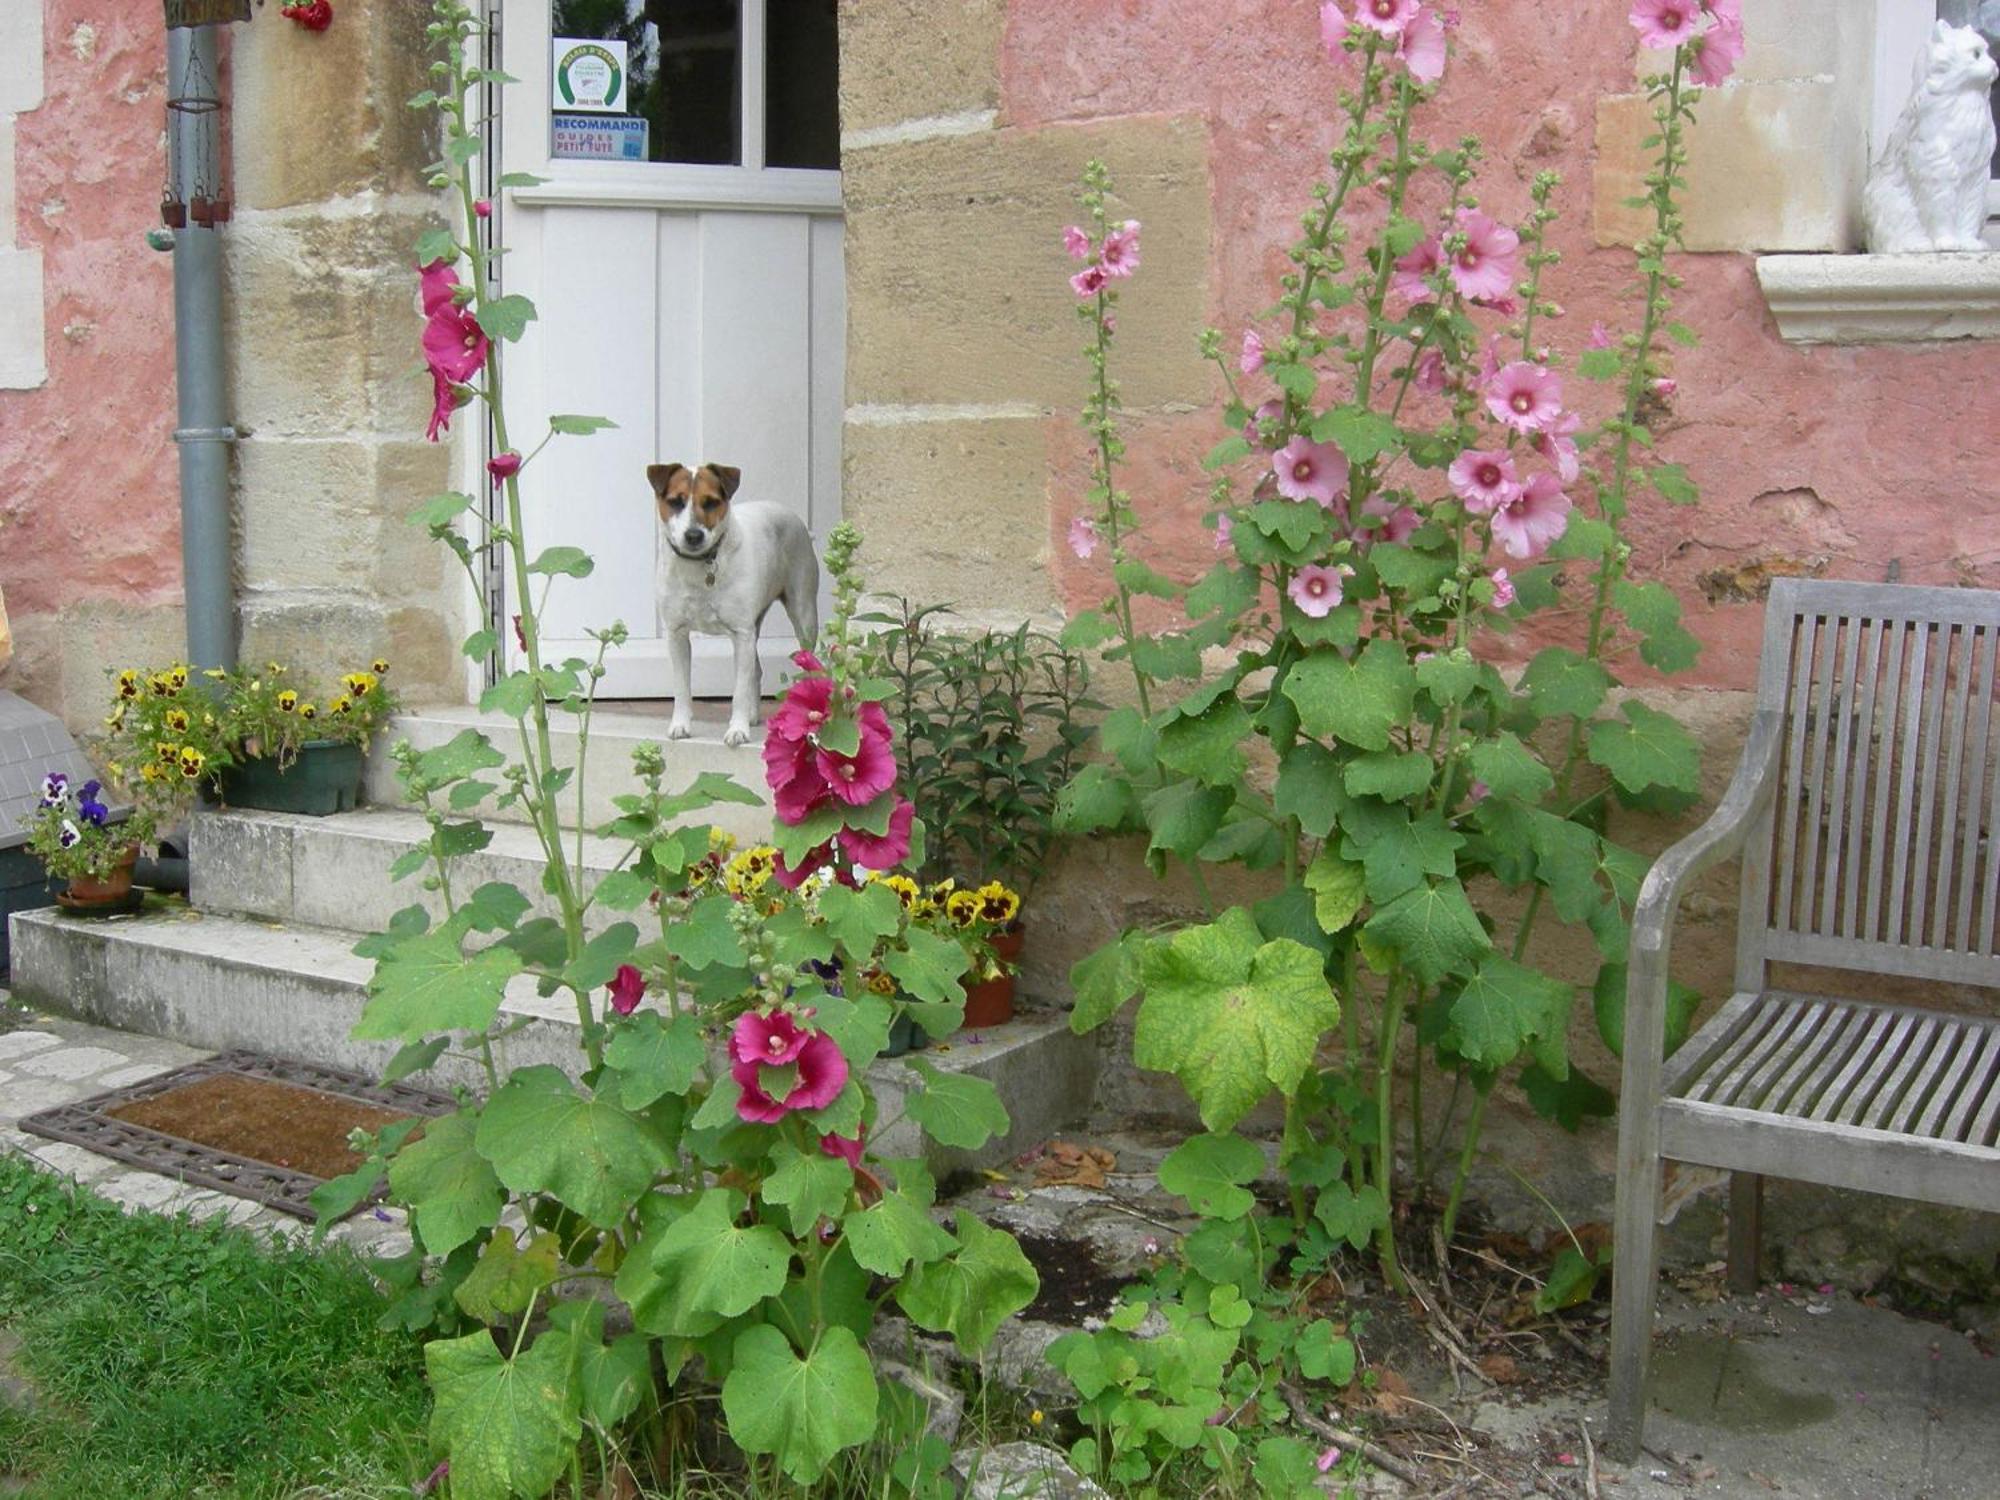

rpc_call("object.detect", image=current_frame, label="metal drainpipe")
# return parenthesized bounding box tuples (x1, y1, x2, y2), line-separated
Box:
(166, 23, 236, 673)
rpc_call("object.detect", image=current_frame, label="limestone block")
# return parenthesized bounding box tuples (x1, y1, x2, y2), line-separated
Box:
(237, 591, 394, 687)
(371, 440, 455, 601)
(49, 600, 188, 729)
(839, 0, 1005, 136)
(385, 603, 466, 701)
(0, 246, 46, 389)
(231, 0, 438, 209)
(843, 115, 1211, 409)
(843, 415, 1059, 613)
(234, 438, 382, 595)
(0, 5, 43, 115)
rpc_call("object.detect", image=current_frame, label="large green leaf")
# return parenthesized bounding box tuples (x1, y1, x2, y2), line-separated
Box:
(354, 933, 524, 1042)
(664, 894, 747, 969)
(1447, 955, 1573, 1073)
(1343, 749, 1434, 801)
(454, 1227, 560, 1322)
(896, 1214, 1039, 1354)
(1141, 779, 1235, 860)
(546, 1301, 651, 1431)
(762, 1144, 855, 1237)
(386, 1109, 504, 1258)
(1353, 814, 1464, 904)
(603, 1010, 706, 1110)
(1157, 694, 1252, 787)
(1303, 850, 1367, 934)
(1468, 732, 1553, 802)
(475, 1065, 670, 1229)
(885, 925, 970, 1008)
(1593, 961, 1702, 1060)
(1588, 701, 1702, 796)
(637, 1188, 792, 1336)
(1363, 879, 1490, 985)
(1133, 908, 1341, 1131)
(817, 881, 903, 959)
(904, 1057, 1010, 1150)
(1273, 742, 1345, 838)
(1283, 639, 1416, 752)
(1157, 1132, 1265, 1221)
(1069, 931, 1147, 1033)
(722, 1324, 879, 1484)
(425, 1328, 579, 1500)
(1519, 647, 1611, 721)
(842, 1189, 958, 1277)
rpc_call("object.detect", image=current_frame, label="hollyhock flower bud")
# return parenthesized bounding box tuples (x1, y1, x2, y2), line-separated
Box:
(821, 1128, 865, 1168)
(1490, 566, 1517, 609)
(607, 963, 645, 1016)
(1214, 513, 1235, 552)
(474, 198, 492, 219)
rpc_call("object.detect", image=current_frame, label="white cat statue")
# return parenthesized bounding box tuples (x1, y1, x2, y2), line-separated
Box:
(1863, 20, 1998, 254)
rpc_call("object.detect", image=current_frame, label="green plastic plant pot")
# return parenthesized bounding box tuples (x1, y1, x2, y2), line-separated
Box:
(216, 740, 364, 816)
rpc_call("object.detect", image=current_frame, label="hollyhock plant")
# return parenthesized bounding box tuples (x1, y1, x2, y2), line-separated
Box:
(487, 451, 522, 486)
(1484, 360, 1565, 434)
(1448, 448, 1523, 512)
(1273, 436, 1349, 509)
(1447, 209, 1521, 303)
(1489, 566, 1517, 608)
(1288, 564, 1351, 618)
(1490, 472, 1572, 558)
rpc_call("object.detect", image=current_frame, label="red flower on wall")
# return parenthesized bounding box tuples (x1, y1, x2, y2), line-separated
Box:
(281, 1, 334, 31)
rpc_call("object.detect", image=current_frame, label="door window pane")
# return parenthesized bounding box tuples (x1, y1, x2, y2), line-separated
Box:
(550, 0, 742, 165)
(765, 0, 839, 170)
(1938, 0, 2000, 177)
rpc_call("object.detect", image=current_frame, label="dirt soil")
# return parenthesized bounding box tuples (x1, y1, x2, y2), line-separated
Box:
(110, 1072, 410, 1180)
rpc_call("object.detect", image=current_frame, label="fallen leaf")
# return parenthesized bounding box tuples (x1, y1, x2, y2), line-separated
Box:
(1477, 1353, 1521, 1384)
(1370, 1367, 1414, 1417)
(1034, 1140, 1116, 1189)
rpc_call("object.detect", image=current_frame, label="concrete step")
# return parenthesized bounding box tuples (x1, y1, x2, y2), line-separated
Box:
(366, 704, 768, 837)
(5, 904, 1100, 1174)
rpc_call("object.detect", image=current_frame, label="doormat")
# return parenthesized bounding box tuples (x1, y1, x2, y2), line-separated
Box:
(17, 1050, 455, 1221)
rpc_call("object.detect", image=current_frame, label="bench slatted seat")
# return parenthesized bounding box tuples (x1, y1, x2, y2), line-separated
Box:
(1609, 578, 2000, 1459)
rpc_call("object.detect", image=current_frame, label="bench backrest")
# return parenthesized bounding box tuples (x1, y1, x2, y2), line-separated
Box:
(1743, 579, 2000, 992)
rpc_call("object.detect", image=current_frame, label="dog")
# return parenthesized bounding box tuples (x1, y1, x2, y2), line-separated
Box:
(648, 462, 820, 747)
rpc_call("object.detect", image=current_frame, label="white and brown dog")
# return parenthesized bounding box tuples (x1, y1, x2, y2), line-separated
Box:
(648, 462, 820, 747)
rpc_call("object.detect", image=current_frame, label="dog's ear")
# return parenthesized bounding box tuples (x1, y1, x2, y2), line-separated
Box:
(646, 463, 686, 496)
(703, 464, 742, 499)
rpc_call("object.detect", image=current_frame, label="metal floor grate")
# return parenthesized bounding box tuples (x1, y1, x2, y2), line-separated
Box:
(1672, 993, 2000, 1149)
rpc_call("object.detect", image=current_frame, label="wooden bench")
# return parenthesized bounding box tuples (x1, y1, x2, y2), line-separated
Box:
(1609, 578, 2000, 1459)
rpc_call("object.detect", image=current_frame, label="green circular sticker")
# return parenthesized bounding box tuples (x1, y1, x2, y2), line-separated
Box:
(555, 43, 624, 111)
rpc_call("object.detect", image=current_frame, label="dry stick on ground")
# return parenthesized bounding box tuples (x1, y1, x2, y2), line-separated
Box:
(1580, 1417, 1602, 1500)
(1281, 1385, 1425, 1488)
(1401, 1266, 1490, 1392)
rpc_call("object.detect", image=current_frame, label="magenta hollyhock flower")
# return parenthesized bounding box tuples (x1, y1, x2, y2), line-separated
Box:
(772, 840, 834, 890)
(1529, 410, 1583, 484)
(1490, 566, 1517, 608)
(1412, 348, 1446, 394)
(1353, 0, 1417, 36)
(1390, 234, 1443, 304)
(487, 450, 522, 486)
(773, 759, 830, 824)
(1484, 360, 1565, 434)
(816, 729, 897, 807)
(1362, 494, 1420, 545)
(1491, 472, 1571, 559)
(1063, 225, 1091, 261)
(1448, 449, 1523, 513)
(1214, 512, 1234, 551)
(733, 1009, 813, 1068)
(1273, 435, 1349, 509)
(607, 963, 645, 1017)
(838, 796, 915, 870)
(732, 1027, 849, 1123)
(423, 304, 488, 384)
(1070, 264, 1108, 298)
(1689, 16, 1744, 85)
(419, 259, 460, 318)
(1447, 210, 1520, 304)
(1319, 1, 1348, 56)
(1289, 565, 1350, 618)
(1629, 0, 1699, 48)
(767, 673, 833, 743)
(426, 373, 457, 442)
(821, 1128, 865, 1168)
(1099, 220, 1141, 278)
(1068, 516, 1099, 560)
(792, 648, 825, 673)
(1396, 4, 1447, 82)
(1240, 329, 1265, 375)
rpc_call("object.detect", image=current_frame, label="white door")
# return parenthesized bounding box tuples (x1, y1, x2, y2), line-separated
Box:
(495, 0, 843, 698)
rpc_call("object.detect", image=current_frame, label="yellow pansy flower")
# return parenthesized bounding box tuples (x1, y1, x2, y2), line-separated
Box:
(177, 747, 206, 779)
(277, 690, 298, 712)
(164, 709, 190, 734)
(116, 669, 140, 700)
(976, 880, 1021, 925)
(299, 702, 318, 720)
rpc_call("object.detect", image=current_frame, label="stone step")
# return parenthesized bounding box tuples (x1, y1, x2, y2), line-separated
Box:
(5, 905, 1100, 1174)
(365, 704, 768, 836)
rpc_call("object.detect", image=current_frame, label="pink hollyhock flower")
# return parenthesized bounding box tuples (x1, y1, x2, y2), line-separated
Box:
(1396, 4, 1448, 82)
(1447, 210, 1520, 304)
(838, 796, 915, 870)
(1490, 566, 1517, 608)
(1240, 329, 1265, 375)
(1273, 435, 1350, 509)
(486, 450, 522, 486)
(768, 674, 833, 742)
(816, 732, 896, 807)
(1689, 16, 1744, 86)
(419, 259, 460, 318)
(1214, 513, 1234, 551)
(1413, 348, 1446, 394)
(732, 1027, 849, 1123)
(1629, 0, 1699, 48)
(423, 304, 488, 384)
(1319, 1, 1348, 56)
(1468, 780, 1492, 804)
(1068, 516, 1099, 560)
(1289, 564, 1352, 619)
(1484, 360, 1565, 434)
(821, 1128, 865, 1168)
(1070, 264, 1108, 298)
(734, 1009, 813, 1068)
(772, 841, 833, 890)
(1529, 409, 1582, 483)
(1448, 448, 1522, 513)
(1391, 234, 1443, 304)
(473, 198, 492, 220)
(1699, 0, 1741, 21)
(1491, 472, 1571, 559)
(1099, 220, 1141, 278)
(426, 372, 456, 442)
(1354, 0, 1417, 36)
(1362, 494, 1420, 545)
(607, 963, 645, 1017)
(1063, 225, 1091, 260)
(766, 738, 830, 823)
(1587, 321, 1614, 350)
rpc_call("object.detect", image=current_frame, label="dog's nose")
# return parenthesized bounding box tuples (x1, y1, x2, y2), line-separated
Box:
(685, 526, 706, 548)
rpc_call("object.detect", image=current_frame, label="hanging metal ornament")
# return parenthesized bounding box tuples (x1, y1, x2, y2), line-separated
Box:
(164, 0, 251, 26)
(163, 42, 230, 229)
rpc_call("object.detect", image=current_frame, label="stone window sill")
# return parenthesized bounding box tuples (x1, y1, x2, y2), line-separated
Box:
(1755, 253, 2000, 345)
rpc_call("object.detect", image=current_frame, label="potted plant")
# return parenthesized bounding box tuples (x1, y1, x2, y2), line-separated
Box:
(214, 660, 398, 814)
(100, 662, 234, 825)
(860, 600, 1095, 1020)
(19, 772, 156, 913)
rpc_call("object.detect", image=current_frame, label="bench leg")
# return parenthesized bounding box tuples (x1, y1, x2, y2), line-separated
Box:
(1607, 1149, 1664, 1463)
(1727, 1172, 1764, 1295)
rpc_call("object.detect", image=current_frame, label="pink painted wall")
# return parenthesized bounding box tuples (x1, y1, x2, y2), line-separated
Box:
(1012, 0, 2000, 694)
(1, 1, 178, 628)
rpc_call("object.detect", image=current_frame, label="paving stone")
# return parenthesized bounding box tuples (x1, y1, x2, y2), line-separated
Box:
(0, 1076, 90, 1120)
(13, 1044, 139, 1081)
(14, 1139, 118, 1183)
(0, 1029, 60, 1062)
(92, 1171, 211, 1216)
(95, 1062, 180, 1089)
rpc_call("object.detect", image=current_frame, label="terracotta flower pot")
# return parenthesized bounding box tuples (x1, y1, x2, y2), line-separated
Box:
(61, 844, 140, 908)
(962, 923, 1025, 1029)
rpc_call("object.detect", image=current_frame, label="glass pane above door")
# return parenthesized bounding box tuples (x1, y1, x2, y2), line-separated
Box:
(765, 0, 839, 170)
(550, 0, 742, 165)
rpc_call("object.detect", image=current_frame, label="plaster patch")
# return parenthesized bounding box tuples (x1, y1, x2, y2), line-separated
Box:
(847, 401, 1045, 426)
(68, 23, 96, 61)
(842, 110, 999, 152)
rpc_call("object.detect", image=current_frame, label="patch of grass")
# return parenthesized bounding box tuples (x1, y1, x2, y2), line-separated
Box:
(0, 1154, 428, 1498)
